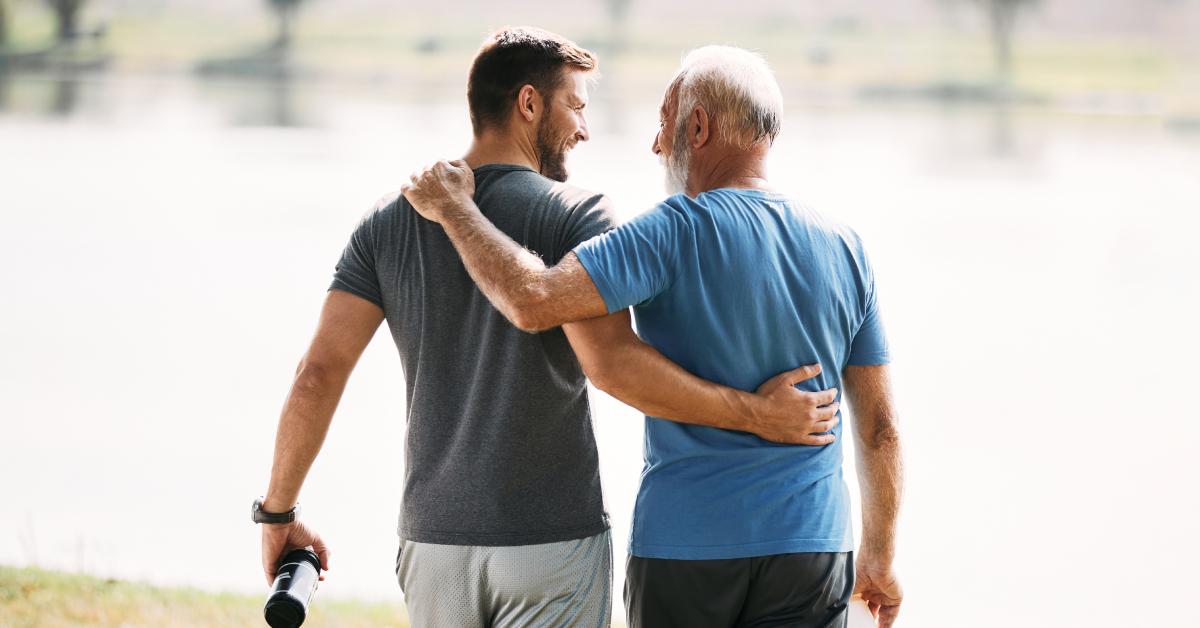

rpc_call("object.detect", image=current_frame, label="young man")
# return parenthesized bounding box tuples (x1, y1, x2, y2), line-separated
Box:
(403, 46, 905, 628)
(255, 30, 840, 627)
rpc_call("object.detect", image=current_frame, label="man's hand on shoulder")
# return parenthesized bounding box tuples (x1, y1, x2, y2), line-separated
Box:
(261, 519, 331, 586)
(751, 364, 840, 445)
(402, 159, 476, 225)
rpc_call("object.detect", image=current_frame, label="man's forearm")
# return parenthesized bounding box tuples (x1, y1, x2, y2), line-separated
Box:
(857, 422, 903, 562)
(262, 362, 351, 512)
(847, 365, 904, 562)
(591, 336, 765, 433)
(842, 364, 903, 563)
(440, 208, 606, 332)
(440, 208, 559, 330)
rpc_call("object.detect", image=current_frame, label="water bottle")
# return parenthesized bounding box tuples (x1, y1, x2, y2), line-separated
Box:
(264, 548, 321, 627)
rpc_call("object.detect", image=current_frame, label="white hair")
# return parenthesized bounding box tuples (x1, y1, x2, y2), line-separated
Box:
(671, 45, 784, 150)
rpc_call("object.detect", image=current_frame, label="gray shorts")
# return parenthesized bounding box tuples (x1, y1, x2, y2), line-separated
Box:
(396, 529, 612, 628)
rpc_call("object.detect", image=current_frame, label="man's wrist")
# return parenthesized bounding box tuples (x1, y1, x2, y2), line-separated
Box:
(727, 389, 763, 432)
(437, 198, 474, 226)
(253, 497, 300, 524)
(857, 541, 895, 566)
(261, 495, 294, 513)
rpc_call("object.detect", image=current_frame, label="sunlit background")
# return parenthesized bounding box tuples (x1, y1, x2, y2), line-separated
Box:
(2, 1, 1199, 626)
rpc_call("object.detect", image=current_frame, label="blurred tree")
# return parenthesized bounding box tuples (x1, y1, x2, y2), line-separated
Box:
(979, 0, 1038, 87)
(0, 0, 9, 48)
(267, 0, 305, 51)
(43, 0, 87, 43)
(604, 0, 633, 56)
(606, 0, 632, 28)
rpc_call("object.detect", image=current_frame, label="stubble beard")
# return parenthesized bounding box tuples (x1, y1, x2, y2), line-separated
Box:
(536, 120, 570, 182)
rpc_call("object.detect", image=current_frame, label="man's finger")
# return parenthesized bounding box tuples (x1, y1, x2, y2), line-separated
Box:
(263, 557, 277, 586)
(311, 536, 331, 571)
(782, 363, 822, 385)
(812, 416, 840, 434)
(802, 433, 836, 446)
(809, 387, 838, 406)
(878, 604, 900, 628)
(757, 365, 814, 394)
(812, 401, 840, 421)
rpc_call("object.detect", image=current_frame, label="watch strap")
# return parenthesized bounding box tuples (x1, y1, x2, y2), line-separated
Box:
(252, 497, 299, 524)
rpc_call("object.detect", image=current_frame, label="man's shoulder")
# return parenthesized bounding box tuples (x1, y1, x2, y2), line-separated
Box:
(369, 190, 406, 217)
(354, 189, 421, 233)
(541, 182, 619, 238)
(545, 181, 612, 215)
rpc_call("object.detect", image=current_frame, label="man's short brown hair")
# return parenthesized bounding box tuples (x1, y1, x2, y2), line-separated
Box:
(467, 27, 597, 137)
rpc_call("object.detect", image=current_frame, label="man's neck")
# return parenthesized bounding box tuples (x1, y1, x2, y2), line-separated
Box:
(463, 130, 539, 172)
(686, 146, 773, 197)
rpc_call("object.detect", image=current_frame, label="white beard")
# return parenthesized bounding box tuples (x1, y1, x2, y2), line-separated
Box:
(661, 149, 689, 196)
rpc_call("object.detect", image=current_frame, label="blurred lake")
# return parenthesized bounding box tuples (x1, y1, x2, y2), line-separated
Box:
(1, 72, 1198, 627)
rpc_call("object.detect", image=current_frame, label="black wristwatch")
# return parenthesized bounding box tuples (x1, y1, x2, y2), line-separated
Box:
(252, 497, 300, 524)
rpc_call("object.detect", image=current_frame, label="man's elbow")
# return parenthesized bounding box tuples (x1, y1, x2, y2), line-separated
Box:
(292, 359, 346, 395)
(509, 308, 551, 333)
(507, 288, 556, 333)
(858, 421, 902, 451)
(579, 356, 630, 398)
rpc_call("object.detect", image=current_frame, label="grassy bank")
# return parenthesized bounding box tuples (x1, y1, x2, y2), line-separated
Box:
(0, 565, 408, 628)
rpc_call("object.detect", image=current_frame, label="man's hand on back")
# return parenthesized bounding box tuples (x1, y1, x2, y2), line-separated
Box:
(402, 160, 477, 225)
(261, 520, 331, 586)
(751, 364, 840, 445)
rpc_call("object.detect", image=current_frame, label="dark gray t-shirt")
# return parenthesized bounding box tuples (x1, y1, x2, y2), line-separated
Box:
(329, 164, 617, 546)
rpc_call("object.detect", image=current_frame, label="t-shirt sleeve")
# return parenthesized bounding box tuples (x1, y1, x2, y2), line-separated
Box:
(553, 193, 619, 262)
(847, 242, 890, 366)
(328, 202, 385, 309)
(572, 200, 687, 314)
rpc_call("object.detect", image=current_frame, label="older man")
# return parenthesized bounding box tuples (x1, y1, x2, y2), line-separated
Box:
(403, 46, 905, 627)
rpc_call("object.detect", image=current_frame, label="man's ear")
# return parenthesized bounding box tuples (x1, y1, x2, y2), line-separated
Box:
(691, 105, 711, 150)
(517, 84, 540, 123)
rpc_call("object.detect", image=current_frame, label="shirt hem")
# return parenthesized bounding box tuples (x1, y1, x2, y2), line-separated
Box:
(399, 519, 610, 547)
(328, 282, 384, 310)
(846, 353, 890, 366)
(630, 537, 851, 560)
(572, 245, 622, 314)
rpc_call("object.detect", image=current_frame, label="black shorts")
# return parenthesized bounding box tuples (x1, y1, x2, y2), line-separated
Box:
(624, 551, 854, 628)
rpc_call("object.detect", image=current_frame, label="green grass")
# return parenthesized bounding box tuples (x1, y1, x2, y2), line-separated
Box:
(0, 565, 409, 628)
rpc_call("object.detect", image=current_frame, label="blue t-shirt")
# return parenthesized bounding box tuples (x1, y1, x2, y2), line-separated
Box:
(574, 188, 889, 560)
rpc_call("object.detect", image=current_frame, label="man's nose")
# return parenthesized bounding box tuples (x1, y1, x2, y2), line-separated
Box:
(651, 131, 661, 156)
(571, 113, 590, 142)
